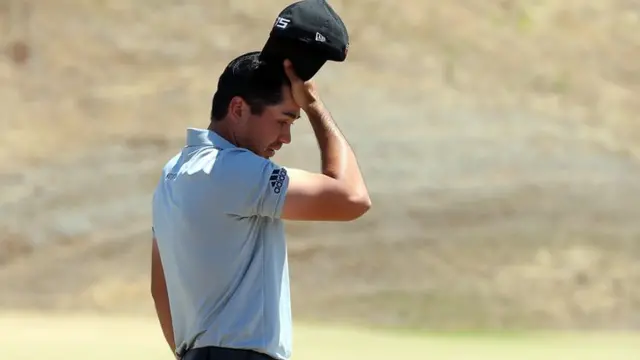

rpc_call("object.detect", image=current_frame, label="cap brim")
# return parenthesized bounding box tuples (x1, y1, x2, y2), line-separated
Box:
(260, 36, 328, 81)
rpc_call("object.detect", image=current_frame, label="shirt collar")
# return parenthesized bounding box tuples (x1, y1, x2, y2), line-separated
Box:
(185, 127, 236, 149)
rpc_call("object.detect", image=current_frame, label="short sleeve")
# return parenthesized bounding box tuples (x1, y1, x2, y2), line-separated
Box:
(215, 149, 289, 218)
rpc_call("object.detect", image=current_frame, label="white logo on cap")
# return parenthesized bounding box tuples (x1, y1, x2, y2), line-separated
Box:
(315, 32, 326, 42)
(275, 17, 290, 29)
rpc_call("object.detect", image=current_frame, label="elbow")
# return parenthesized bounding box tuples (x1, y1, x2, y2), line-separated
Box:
(345, 194, 372, 220)
(358, 194, 373, 214)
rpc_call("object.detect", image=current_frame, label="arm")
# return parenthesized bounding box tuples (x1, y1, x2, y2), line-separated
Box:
(150, 235, 176, 356)
(217, 61, 371, 221)
(281, 60, 371, 221)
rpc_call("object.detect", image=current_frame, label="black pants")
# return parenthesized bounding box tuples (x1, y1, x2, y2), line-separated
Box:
(182, 346, 275, 360)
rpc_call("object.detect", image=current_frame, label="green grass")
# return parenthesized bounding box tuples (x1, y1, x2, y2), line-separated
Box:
(2, 313, 639, 360)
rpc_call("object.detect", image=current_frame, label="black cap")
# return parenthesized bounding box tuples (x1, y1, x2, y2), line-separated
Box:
(260, 0, 349, 81)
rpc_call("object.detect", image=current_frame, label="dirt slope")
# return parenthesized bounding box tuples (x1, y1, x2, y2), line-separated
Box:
(1, 1, 639, 330)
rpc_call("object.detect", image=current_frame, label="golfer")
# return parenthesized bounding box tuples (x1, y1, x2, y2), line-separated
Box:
(150, 49, 370, 360)
(151, 2, 363, 358)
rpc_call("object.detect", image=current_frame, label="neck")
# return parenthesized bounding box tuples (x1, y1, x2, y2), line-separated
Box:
(208, 120, 238, 147)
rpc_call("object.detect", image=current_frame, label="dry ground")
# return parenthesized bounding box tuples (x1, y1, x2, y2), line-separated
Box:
(1, 0, 640, 331)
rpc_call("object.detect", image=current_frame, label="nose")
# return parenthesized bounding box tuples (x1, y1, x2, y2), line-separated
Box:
(279, 127, 292, 145)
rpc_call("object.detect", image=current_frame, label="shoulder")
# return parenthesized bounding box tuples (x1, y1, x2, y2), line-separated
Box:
(215, 148, 285, 180)
(217, 147, 273, 167)
(212, 149, 290, 217)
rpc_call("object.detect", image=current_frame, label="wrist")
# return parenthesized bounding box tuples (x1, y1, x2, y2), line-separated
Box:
(302, 100, 325, 115)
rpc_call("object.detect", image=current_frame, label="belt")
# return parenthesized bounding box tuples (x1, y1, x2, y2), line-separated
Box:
(182, 346, 275, 360)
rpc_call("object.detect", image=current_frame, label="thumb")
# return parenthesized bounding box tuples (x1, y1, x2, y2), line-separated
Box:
(283, 59, 300, 82)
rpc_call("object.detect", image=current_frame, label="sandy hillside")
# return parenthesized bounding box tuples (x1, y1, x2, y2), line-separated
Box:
(1, 1, 639, 330)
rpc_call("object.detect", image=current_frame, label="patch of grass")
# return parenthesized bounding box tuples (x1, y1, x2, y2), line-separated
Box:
(1, 313, 639, 360)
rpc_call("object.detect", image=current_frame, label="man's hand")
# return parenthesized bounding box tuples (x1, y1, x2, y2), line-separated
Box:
(283, 59, 320, 111)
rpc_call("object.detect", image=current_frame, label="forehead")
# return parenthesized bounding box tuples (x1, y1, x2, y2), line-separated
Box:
(278, 84, 297, 108)
(263, 84, 300, 119)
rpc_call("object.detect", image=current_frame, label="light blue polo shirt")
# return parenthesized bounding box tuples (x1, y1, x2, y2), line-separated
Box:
(151, 128, 292, 360)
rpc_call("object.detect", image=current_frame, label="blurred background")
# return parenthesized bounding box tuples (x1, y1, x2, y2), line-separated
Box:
(1, 0, 640, 358)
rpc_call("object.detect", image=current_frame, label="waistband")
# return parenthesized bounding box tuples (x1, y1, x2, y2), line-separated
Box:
(182, 346, 275, 360)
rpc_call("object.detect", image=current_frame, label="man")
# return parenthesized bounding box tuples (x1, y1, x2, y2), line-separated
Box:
(150, 51, 371, 360)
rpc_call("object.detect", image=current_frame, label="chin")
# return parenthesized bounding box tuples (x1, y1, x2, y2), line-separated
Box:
(263, 149, 276, 159)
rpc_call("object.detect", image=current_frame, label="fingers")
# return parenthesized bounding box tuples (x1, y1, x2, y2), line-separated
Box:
(283, 59, 301, 83)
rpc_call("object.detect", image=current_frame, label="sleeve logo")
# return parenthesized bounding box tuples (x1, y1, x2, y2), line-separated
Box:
(269, 168, 287, 194)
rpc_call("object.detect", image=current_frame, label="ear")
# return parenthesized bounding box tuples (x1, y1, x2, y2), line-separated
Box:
(228, 96, 248, 122)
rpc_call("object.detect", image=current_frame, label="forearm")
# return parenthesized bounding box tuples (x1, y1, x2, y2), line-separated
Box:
(153, 292, 177, 355)
(305, 101, 367, 197)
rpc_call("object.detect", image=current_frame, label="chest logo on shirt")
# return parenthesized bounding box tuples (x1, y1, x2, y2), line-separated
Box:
(269, 168, 287, 194)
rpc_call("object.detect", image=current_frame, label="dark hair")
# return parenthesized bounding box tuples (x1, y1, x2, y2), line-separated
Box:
(210, 51, 290, 121)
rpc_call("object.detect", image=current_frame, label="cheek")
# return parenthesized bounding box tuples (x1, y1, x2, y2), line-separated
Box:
(259, 119, 281, 138)
(249, 119, 277, 144)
